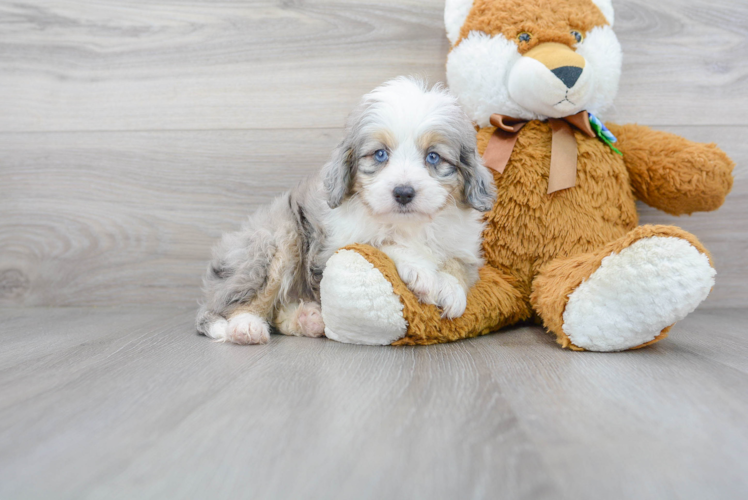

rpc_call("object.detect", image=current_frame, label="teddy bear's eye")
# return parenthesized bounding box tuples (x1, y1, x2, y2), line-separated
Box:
(517, 32, 532, 44)
(571, 30, 584, 43)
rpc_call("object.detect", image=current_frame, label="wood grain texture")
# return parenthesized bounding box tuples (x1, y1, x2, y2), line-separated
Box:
(0, 0, 746, 132)
(0, 129, 339, 306)
(0, 307, 746, 499)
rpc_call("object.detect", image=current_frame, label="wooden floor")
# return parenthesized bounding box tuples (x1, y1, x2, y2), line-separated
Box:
(1, 307, 746, 499)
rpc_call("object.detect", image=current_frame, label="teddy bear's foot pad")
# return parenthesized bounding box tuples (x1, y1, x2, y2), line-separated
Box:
(320, 249, 408, 345)
(562, 236, 715, 352)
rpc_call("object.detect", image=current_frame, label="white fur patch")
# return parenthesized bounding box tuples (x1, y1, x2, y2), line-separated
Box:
(320, 249, 408, 345)
(208, 318, 228, 340)
(447, 32, 528, 126)
(576, 25, 622, 119)
(444, 0, 475, 46)
(590, 0, 615, 26)
(562, 237, 715, 352)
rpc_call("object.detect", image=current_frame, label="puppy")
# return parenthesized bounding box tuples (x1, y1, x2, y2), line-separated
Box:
(196, 77, 495, 345)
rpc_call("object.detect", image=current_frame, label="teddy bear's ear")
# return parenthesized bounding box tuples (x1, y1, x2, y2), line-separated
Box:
(444, 0, 475, 46)
(590, 0, 615, 26)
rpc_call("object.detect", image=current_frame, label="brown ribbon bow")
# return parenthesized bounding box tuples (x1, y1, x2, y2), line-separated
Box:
(483, 111, 596, 194)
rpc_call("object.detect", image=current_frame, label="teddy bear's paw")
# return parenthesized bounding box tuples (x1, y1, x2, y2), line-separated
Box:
(222, 313, 271, 345)
(436, 273, 468, 319)
(320, 249, 407, 345)
(562, 236, 715, 352)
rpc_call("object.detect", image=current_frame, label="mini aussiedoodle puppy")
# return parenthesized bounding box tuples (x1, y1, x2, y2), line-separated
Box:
(196, 77, 496, 345)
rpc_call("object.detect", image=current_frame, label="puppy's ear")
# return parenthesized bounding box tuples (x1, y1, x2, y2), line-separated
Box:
(458, 145, 496, 212)
(322, 139, 357, 209)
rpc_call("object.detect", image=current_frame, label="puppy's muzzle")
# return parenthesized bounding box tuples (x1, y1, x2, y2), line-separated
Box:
(393, 185, 416, 206)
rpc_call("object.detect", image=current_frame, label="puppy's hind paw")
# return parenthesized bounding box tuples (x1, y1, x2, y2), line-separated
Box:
(296, 302, 326, 338)
(276, 301, 326, 338)
(225, 313, 271, 345)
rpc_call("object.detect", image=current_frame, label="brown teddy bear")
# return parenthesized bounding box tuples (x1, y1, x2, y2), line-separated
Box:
(319, 0, 734, 351)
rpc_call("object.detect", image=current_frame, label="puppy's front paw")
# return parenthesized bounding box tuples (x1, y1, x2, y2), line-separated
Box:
(397, 263, 440, 305)
(225, 313, 270, 345)
(437, 274, 468, 319)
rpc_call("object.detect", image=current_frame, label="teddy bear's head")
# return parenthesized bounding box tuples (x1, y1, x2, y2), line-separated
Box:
(445, 0, 621, 127)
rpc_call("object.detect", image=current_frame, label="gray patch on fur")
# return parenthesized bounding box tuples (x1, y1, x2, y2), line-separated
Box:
(321, 98, 377, 209)
(322, 144, 356, 209)
(458, 144, 496, 212)
(196, 181, 328, 336)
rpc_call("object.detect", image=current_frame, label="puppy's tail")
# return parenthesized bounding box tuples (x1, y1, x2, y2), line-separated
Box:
(195, 305, 225, 338)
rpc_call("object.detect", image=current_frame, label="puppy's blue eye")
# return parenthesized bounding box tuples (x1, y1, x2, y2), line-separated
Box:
(426, 152, 441, 165)
(374, 149, 388, 163)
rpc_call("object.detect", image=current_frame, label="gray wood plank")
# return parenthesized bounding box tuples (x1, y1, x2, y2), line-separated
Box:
(0, 0, 746, 132)
(0, 307, 746, 499)
(0, 128, 339, 307)
(474, 321, 748, 500)
(1, 126, 745, 308)
(670, 309, 748, 375)
(0, 307, 560, 500)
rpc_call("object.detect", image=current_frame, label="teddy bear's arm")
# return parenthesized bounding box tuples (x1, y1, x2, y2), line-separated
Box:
(606, 123, 734, 216)
(321, 244, 529, 345)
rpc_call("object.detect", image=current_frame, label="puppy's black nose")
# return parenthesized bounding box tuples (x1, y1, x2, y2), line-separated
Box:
(552, 66, 583, 88)
(393, 185, 416, 206)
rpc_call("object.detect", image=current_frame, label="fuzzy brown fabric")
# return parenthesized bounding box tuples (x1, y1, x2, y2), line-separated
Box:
(607, 123, 734, 215)
(477, 121, 639, 294)
(457, 0, 608, 51)
(475, 122, 728, 349)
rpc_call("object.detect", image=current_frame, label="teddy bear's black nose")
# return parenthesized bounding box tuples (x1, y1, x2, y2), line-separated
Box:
(393, 185, 416, 206)
(552, 66, 583, 88)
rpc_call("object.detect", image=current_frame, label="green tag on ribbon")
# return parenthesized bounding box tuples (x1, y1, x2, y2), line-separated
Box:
(589, 112, 623, 156)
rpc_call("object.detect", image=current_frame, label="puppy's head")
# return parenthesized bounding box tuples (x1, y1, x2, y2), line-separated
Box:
(323, 77, 495, 220)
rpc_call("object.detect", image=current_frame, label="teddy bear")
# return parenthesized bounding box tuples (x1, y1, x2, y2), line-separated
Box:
(318, 0, 735, 351)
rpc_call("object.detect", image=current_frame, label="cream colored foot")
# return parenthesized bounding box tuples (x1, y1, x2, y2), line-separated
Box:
(320, 249, 407, 345)
(562, 236, 715, 352)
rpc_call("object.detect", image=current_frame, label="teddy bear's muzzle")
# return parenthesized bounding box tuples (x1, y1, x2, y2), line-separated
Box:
(523, 42, 586, 89)
(508, 41, 593, 119)
(523, 42, 586, 74)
